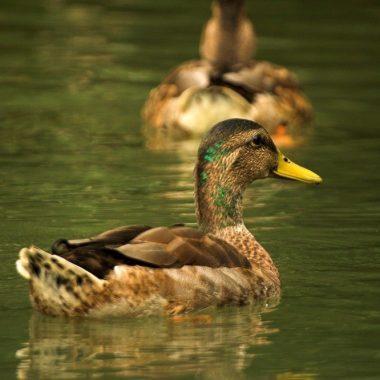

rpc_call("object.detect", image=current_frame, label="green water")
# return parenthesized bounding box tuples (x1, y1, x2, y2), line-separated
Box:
(1, 0, 380, 379)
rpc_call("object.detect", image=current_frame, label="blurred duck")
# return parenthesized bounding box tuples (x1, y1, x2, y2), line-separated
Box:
(143, 0, 312, 147)
(16, 119, 321, 317)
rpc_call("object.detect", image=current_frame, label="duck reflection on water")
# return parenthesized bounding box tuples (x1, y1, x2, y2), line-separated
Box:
(16, 306, 278, 380)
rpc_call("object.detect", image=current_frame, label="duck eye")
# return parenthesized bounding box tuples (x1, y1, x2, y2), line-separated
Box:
(251, 135, 264, 146)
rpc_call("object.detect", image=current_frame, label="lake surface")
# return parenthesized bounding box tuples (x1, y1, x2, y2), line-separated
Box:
(1, 0, 380, 379)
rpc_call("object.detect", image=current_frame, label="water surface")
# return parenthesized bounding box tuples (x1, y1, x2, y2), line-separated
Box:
(1, 0, 380, 379)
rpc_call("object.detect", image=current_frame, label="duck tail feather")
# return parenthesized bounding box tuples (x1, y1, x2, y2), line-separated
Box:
(16, 246, 106, 316)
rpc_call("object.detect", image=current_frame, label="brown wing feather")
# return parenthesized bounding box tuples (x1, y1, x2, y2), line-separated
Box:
(51, 225, 152, 255)
(166, 236, 220, 267)
(118, 226, 251, 269)
(222, 61, 300, 95)
(142, 60, 211, 128)
(132, 226, 177, 245)
(117, 242, 179, 268)
(53, 225, 251, 279)
(163, 60, 211, 89)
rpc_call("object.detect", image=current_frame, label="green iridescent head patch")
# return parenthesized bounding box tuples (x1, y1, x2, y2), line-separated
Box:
(203, 142, 229, 163)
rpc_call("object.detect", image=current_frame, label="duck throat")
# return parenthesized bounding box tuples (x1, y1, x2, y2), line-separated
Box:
(195, 155, 245, 233)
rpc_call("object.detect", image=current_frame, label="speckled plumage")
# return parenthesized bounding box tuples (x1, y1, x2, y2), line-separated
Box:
(143, 0, 312, 145)
(16, 119, 321, 317)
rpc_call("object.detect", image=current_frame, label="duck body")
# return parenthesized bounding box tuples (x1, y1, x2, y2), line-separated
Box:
(16, 119, 321, 317)
(17, 224, 278, 317)
(143, 0, 312, 144)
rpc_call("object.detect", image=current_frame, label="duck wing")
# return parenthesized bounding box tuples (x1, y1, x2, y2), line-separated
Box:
(120, 226, 250, 269)
(143, 60, 212, 128)
(162, 60, 211, 92)
(222, 61, 300, 95)
(52, 225, 152, 254)
(52, 225, 251, 279)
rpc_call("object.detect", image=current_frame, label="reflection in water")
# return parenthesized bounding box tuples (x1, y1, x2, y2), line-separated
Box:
(16, 307, 278, 380)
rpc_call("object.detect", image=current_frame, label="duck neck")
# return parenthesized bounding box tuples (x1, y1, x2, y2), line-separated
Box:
(200, 0, 254, 71)
(194, 159, 245, 234)
(215, 0, 246, 28)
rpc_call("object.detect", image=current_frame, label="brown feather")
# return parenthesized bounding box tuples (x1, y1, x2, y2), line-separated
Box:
(52, 225, 152, 255)
(53, 225, 251, 279)
(117, 242, 179, 268)
(133, 227, 177, 245)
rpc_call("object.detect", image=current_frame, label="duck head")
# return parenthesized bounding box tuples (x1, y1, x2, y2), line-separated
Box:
(195, 119, 322, 231)
(196, 118, 321, 186)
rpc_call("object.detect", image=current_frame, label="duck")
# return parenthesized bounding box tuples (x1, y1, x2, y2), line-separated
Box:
(143, 0, 312, 147)
(16, 119, 322, 317)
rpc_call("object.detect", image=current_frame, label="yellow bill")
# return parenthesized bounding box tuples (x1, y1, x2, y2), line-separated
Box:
(273, 150, 322, 184)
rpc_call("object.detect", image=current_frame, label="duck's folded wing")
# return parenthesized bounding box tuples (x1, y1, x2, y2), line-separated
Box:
(51, 225, 152, 254)
(222, 61, 300, 94)
(53, 225, 251, 279)
(163, 60, 211, 92)
(116, 226, 251, 269)
(143, 60, 212, 128)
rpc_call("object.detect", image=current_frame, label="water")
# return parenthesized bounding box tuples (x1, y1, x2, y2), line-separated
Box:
(1, 0, 380, 378)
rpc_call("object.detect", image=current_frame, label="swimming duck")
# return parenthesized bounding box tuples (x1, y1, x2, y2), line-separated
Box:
(143, 0, 312, 146)
(16, 119, 321, 317)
